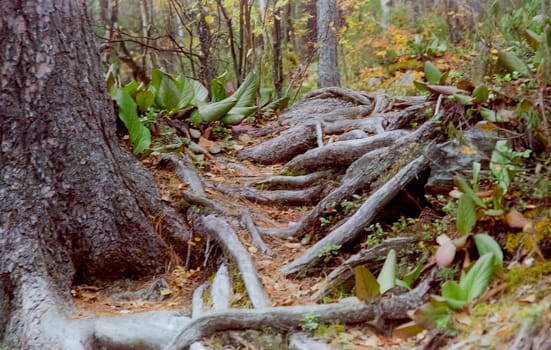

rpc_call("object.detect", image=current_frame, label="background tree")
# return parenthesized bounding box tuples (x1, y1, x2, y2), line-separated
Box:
(0, 0, 190, 347)
(317, 0, 341, 87)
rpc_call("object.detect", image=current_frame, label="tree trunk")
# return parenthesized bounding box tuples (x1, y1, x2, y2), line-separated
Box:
(0, 1, 190, 347)
(317, 0, 341, 87)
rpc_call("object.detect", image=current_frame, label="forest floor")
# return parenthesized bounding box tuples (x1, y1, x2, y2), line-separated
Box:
(71, 98, 551, 349)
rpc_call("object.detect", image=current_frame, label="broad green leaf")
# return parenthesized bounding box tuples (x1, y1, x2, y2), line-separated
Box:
(135, 89, 154, 113)
(472, 162, 481, 192)
(394, 321, 424, 337)
(472, 85, 489, 103)
(175, 75, 194, 108)
(221, 113, 247, 125)
(424, 61, 442, 84)
(490, 140, 512, 194)
(354, 266, 380, 301)
(377, 249, 397, 294)
(152, 69, 181, 110)
(115, 89, 151, 154)
(456, 176, 487, 208)
(190, 110, 202, 127)
(413, 80, 429, 93)
(105, 64, 118, 98)
(210, 71, 228, 102)
(191, 79, 209, 104)
(524, 29, 542, 51)
(449, 94, 473, 105)
(497, 51, 530, 77)
(196, 99, 236, 122)
(457, 194, 477, 235)
(459, 253, 494, 302)
(439, 71, 450, 85)
(413, 296, 452, 330)
(232, 71, 259, 108)
(262, 95, 290, 112)
(474, 234, 503, 267)
(122, 80, 140, 96)
(402, 263, 424, 288)
(441, 281, 467, 310)
(480, 108, 507, 122)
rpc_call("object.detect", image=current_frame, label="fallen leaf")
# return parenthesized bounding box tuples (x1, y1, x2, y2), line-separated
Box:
(505, 208, 531, 229)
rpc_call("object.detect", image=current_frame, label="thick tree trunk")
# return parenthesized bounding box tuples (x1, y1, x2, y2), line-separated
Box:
(0, 1, 190, 347)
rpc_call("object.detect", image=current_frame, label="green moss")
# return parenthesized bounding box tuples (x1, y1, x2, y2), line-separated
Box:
(277, 168, 305, 176)
(507, 260, 551, 288)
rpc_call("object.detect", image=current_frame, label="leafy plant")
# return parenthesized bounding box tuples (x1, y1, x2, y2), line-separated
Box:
(354, 249, 398, 300)
(318, 244, 341, 263)
(300, 313, 321, 332)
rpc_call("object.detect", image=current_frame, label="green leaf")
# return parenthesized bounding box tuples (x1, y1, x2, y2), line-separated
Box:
(524, 29, 542, 51)
(105, 64, 118, 98)
(441, 281, 467, 310)
(424, 61, 442, 84)
(377, 249, 397, 294)
(232, 71, 259, 108)
(456, 194, 477, 235)
(456, 176, 487, 208)
(262, 95, 290, 112)
(460, 253, 495, 302)
(472, 85, 489, 103)
(122, 80, 140, 96)
(152, 69, 181, 110)
(413, 80, 429, 93)
(196, 99, 236, 122)
(394, 321, 424, 337)
(354, 266, 380, 301)
(210, 71, 228, 102)
(480, 108, 507, 122)
(474, 234, 503, 267)
(402, 263, 424, 289)
(413, 296, 452, 330)
(190, 110, 202, 127)
(497, 51, 530, 77)
(472, 162, 481, 192)
(449, 94, 473, 105)
(490, 140, 513, 194)
(135, 89, 155, 113)
(221, 113, 247, 125)
(115, 89, 151, 154)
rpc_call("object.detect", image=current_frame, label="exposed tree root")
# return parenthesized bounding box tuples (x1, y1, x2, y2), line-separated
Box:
(165, 274, 434, 349)
(186, 211, 271, 308)
(244, 170, 333, 189)
(212, 182, 325, 206)
(237, 123, 317, 164)
(282, 129, 410, 172)
(281, 155, 431, 277)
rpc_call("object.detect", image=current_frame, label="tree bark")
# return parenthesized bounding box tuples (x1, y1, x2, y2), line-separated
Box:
(0, 1, 190, 347)
(317, 0, 340, 87)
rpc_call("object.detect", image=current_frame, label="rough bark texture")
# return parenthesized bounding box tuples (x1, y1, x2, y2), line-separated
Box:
(0, 1, 190, 347)
(317, 0, 340, 87)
